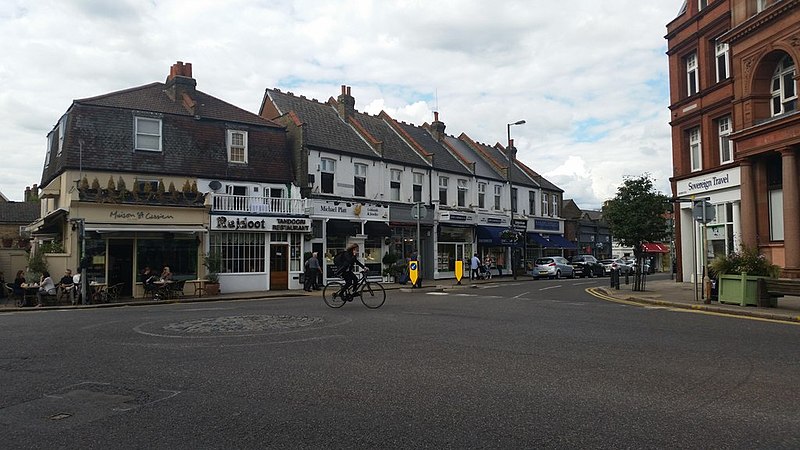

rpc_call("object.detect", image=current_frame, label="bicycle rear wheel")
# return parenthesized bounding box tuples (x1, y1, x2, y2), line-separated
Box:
(359, 281, 386, 309)
(323, 281, 346, 308)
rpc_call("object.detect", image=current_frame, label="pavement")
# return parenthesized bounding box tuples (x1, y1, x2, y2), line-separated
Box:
(3, 273, 800, 324)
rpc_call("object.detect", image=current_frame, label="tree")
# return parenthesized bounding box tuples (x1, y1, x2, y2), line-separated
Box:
(603, 174, 671, 291)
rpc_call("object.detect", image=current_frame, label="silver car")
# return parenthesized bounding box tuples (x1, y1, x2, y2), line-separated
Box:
(532, 257, 574, 279)
(600, 258, 632, 275)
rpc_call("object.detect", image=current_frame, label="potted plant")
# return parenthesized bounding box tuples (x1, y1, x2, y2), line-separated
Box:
(710, 246, 780, 307)
(203, 251, 222, 296)
(382, 252, 399, 282)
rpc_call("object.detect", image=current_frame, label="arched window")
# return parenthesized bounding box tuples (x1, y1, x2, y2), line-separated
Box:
(771, 55, 797, 117)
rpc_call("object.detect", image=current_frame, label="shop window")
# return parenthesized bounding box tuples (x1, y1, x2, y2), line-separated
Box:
(137, 237, 199, 279)
(363, 236, 382, 274)
(325, 235, 347, 278)
(209, 232, 266, 273)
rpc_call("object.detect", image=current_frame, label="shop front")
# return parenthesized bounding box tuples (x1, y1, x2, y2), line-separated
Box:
(474, 213, 513, 277)
(388, 203, 435, 281)
(210, 215, 310, 292)
(436, 210, 476, 279)
(675, 167, 741, 283)
(308, 199, 390, 281)
(71, 203, 208, 298)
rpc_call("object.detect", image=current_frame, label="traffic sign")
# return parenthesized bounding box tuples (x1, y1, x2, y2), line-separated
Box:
(692, 200, 716, 224)
(411, 204, 428, 220)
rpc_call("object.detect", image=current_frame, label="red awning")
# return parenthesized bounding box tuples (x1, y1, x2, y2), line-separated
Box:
(641, 242, 670, 253)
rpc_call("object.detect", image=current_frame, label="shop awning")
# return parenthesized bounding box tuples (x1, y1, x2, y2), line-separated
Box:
(28, 208, 67, 235)
(326, 219, 360, 236)
(527, 232, 556, 248)
(364, 221, 391, 237)
(642, 242, 670, 253)
(545, 234, 577, 249)
(476, 225, 502, 245)
(85, 225, 207, 234)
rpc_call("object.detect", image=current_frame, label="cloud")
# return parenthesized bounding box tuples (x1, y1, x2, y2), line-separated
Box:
(0, 0, 680, 207)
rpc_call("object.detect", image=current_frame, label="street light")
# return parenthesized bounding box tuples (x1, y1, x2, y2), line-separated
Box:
(507, 120, 526, 280)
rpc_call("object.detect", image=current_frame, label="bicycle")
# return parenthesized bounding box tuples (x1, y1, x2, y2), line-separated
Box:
(323, 271, 386, 309)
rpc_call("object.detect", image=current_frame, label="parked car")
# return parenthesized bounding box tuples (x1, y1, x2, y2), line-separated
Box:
(600, 258, 632, 275)
(532, 257, 574, 279)
(569, 255, 604, 278)
(626, 259, 652, 274)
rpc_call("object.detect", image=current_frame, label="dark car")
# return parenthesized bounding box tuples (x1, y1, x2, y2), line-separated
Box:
(569, 255, 604, 278)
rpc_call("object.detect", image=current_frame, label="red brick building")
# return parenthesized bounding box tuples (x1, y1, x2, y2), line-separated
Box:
(668, 0, 799, 281)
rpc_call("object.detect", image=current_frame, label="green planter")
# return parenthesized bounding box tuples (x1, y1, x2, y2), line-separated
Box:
(717, 273, 772, 306)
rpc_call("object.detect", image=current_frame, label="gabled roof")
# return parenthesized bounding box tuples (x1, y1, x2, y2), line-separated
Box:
(347, 110, 430, 167)
(443, 135, 505, 181)
(264, 89, 378, 158)
(458, 134, 535, 187)
(515, 159, 563, 193)
(387, 118, 472, 175)
(0, 202, 39, 224)
(76, 82, 281, 128)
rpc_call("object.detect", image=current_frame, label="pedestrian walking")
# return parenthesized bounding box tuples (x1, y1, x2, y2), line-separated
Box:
(470, 253, 480, 280)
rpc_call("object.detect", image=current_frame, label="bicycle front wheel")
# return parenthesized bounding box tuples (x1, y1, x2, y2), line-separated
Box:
(359, 281, 386, 309)
(323, 281, 346, 308)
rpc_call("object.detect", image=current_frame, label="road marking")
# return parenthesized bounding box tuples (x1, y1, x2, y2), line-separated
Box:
(426, 292, 449, 296)
(454, 293, 478, 297)
(538, 285, 562, 291)
(513, 291, 530, 299)
(586, 287, 800, 326)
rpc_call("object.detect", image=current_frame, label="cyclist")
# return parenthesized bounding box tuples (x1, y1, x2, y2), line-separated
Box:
(335, 243, 367, 301)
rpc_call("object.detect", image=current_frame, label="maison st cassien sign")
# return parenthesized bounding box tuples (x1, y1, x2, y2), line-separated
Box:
(211, 215, 310, 232)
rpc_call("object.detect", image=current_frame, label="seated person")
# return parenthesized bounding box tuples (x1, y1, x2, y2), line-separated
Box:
(141, 267, 158, 296)
(160, 266, 173, 282)
(58, 269, 76, 304)
(36, 271, 57, 307)
(13, 270, 26, 304)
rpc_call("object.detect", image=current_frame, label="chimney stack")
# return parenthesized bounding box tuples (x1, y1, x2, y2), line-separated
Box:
(429, 111, 446, 142)
(336, 85, 355, 120)
(165, 61, 197, 104)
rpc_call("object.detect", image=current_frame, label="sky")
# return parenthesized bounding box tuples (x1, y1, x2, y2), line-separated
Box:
(0, 0, 682, 209)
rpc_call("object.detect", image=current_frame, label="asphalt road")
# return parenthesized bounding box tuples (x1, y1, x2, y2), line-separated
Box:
(1, 274, 799, 449)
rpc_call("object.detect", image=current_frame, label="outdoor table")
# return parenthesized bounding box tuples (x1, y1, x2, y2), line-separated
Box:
(89, 282, 107, 303)
(186, 279, 208, 297)
(20, 283, 39, 306)
(153, 280, 175, 299)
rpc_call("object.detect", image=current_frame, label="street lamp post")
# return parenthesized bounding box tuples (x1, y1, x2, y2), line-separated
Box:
(507, 120, 526, 280)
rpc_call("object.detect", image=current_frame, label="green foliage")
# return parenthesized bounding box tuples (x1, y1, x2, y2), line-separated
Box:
(203, 251, 222, 284)
(79, 176, 90, 190)
(39, 240, 65, 253)
(709, 246, 780, 278)
(28, 246, 48, 277)
(603, 174, 671, 256)
(91, 177, 101, 190)
(382, 252, 398, 266)
(107, 176, 116, 191)
(117, 177, 127, 191)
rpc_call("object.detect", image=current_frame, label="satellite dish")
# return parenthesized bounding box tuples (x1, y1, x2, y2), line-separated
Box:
(209, 180, 222, 191)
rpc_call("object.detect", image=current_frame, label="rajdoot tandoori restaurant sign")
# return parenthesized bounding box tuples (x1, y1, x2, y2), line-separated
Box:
(211, 215, 310, 232)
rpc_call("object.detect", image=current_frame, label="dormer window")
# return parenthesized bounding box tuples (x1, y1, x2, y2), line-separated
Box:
(227, 130, 248, 163)
(135, 117, 162, 152)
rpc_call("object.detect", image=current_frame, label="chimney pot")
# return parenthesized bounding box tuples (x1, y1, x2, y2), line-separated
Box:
(341, 85, 346, 95)
(346, 86, 351, 96)
(434, 111, 439, 122)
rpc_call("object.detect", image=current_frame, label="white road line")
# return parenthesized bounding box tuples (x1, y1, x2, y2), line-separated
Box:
(513, 291, 530, 299)
(538, 285, 562, 291)
(426, 292, 449, 296)
(454, 293, 478, 297)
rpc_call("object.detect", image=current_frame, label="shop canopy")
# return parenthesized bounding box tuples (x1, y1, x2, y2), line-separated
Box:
(641, 242, 670, 253)
(476, 225, 523, 247)
(527, 232, 557, 248)
(364, 221, 391, 237)
(545, 234, 577, 249)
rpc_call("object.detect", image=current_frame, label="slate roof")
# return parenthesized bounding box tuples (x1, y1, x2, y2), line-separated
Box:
(443, 135, 504, 181)
(516, 160, 563, 193)
(76, 82, 280, 127)
(390, 121, 472, 175)
(0, 202, 39, 223)
(459, 135, 535, 187)
(349, 112, 430, 168)
(41, 78, 294, 187)
(265, 89, 378, 158)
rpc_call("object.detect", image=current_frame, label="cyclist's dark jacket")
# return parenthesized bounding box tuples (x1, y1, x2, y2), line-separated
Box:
(337, 250, 366, 274)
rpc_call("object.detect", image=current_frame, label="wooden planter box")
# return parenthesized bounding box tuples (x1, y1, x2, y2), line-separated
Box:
(717, 273, 773, 306)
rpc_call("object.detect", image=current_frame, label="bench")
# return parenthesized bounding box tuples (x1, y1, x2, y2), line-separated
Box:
(757, 278, 800, 307)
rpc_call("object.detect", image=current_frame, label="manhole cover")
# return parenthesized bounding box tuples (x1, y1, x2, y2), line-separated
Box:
(163, 315, 324, 333)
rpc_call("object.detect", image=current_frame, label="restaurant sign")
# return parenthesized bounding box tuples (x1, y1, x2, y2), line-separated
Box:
(212, 215, 310, 232)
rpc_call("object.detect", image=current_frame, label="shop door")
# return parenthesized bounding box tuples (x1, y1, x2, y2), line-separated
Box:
(269, 244, 288, 290)
(108, 239, 134, 297)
